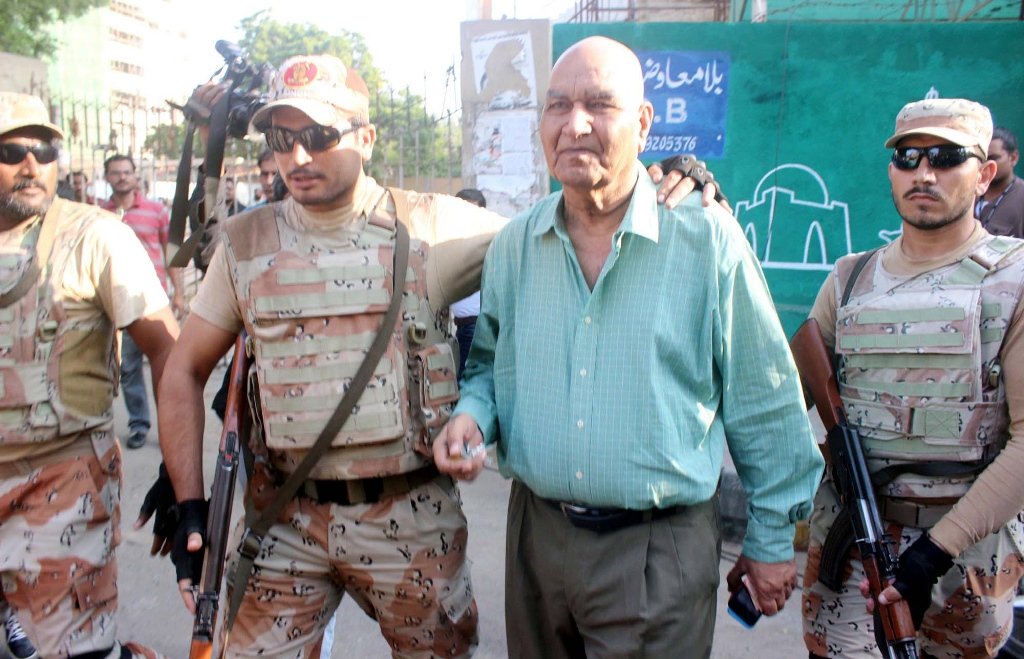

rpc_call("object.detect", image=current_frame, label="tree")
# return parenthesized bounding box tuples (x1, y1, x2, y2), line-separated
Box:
(0, 0, 108, 57)
(238, 12, 383, 93)
(237, 12, 460, 185)
(144, 122, 205, 160)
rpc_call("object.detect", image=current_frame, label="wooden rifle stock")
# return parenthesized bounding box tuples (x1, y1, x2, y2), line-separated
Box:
(189, 333, 250, 659)
(790, 319, 919, 659)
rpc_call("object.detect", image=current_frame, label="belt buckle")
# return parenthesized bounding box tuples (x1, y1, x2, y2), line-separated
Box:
(237, 528, 264, 560)
(559, 502, 590, 517)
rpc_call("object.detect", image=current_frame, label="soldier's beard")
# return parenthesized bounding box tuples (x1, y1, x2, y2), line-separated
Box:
(0, 181, 53, 225)
(893, 187, 972, 232)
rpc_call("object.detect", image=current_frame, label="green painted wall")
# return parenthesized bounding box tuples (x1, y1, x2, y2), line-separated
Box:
(554, 22, 1024, 335)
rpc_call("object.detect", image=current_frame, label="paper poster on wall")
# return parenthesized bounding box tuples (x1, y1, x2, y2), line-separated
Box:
(635, 50, 730, 159)
(472, 109, 545, 217)
(471, 31, 538, 110)
(472, 110, 538, 175)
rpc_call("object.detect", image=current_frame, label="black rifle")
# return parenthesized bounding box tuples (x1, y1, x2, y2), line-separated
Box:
(790, 319, 919, 659)
(190, 333, 250, 659)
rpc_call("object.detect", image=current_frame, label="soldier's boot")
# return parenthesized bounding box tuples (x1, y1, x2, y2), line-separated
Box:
(3, 616, 37, 659)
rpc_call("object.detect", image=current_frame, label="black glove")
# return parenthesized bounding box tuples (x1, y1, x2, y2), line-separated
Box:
(171, 498, 209, 584)
(659, 154, 729, 205)
(138, 463, 178, 555)
(891, 534, 954, 629)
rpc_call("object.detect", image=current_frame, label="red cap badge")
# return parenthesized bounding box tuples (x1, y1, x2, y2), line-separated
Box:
(282, 61, 318, 89)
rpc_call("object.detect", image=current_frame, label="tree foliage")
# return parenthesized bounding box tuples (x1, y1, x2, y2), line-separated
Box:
(144, 122, 205, 160)
(0, 0, 108, 57)
(237, 12, 383, 93)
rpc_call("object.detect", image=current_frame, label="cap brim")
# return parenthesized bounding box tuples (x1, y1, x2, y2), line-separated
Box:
(250, 98, 341, 133)
(0, 121, 64, 140)
(884, 126, 981, 152)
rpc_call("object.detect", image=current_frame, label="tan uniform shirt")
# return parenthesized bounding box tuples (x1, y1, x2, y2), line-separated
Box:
(810, 221, 1024, 556)
(0, 199, 169, 462)
(192, 178, 507, 335)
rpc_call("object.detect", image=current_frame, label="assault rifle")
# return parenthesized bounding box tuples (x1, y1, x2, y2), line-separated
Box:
(790, 319, 919, 659)
(190, 333, 250, 659)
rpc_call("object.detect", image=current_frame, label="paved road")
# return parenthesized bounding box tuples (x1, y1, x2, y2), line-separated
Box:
(8, 361, 812, 658)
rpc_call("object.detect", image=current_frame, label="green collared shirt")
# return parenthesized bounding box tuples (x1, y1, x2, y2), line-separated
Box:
(455, 163, 824, 562)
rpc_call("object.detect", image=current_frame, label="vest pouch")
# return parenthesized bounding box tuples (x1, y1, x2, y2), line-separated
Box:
(410, 342, 459, 443)
(0, 362, 60, 444)
(837, 285, 987, 455)
(249, 255, 408, 452)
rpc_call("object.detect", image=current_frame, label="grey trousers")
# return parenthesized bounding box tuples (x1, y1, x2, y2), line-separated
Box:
(505, 481, 722, 659)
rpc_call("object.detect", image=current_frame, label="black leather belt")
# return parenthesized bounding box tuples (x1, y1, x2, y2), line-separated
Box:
(544, 499, 685, 533)
(300, 464, 440, 506)
(454, 315, 477, 328)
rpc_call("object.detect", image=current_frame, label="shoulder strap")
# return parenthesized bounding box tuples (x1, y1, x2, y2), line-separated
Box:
(387, 186, 412, 228)
(839, 247, 880, 308)
(0, 204, 62, 308)
(225, 218, 410, 631)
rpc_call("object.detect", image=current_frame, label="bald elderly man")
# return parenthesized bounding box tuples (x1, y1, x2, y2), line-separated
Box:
(435, 36, 824, 658)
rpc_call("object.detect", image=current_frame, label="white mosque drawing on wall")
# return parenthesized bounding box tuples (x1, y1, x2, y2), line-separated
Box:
(734, 163, 899, 271)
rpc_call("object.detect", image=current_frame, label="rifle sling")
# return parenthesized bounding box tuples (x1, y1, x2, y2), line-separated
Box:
(170, 78, 234, 269)
(870, 458, 992, 489)
(168, 121, 196, 254)
(818, 458, 990, 590)
(224, 218, 410, 632)
(840, 248, 879, 307)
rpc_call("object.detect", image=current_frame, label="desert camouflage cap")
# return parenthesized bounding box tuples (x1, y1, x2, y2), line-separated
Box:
(0, 92, 64, 140)
(884, 98, 992, 157)
(250, 55, 370, 132)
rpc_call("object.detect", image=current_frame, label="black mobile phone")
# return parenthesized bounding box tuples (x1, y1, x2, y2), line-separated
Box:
(727, 578, 762, 629)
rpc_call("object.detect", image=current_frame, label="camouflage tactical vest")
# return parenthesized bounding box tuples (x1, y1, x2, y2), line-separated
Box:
(0, 200, 119, 444)
(834, 235, 1024, 499)
(222, 190, 459, 480)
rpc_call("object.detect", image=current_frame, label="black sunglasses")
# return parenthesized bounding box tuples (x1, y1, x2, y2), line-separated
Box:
(0, 142, 60, 166)
(265, 124, 360, 154)
(891, 145, 981, 171)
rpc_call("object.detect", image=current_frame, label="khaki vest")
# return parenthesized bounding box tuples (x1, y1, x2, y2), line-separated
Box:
(834, 236, 1024, 499)
(0, 200, 118, 444)
(222, 190, 459, 480)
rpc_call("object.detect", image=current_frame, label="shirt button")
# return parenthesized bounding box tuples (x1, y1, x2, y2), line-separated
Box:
(579, 368, 588, 377)
(576, 419, 584, 429)
(584, 316, 592, 325)
(575, 471, 584, 480)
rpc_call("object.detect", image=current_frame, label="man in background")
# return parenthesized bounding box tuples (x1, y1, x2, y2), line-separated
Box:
(977, 126, 1023, 237)
(252, 148, 277, 207)
(70, 170, 95, 204)
(222, 175, 246, 216)
(451, 187, 487, 379)
(102, 154, 184, 448)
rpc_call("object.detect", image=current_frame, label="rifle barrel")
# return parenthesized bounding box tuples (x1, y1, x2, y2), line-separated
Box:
(189, 333, 249, 659)
(789, 319, 920, 657)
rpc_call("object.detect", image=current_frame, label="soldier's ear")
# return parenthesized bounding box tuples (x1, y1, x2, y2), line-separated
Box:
(976, 158, 997, 197)
(357, 124, 376, 163)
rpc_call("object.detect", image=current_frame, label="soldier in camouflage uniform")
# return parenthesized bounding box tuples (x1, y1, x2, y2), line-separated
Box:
(0, 93, 178, 658)
(802, 98, 1024, 658)
(156, 55, 507, 658)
